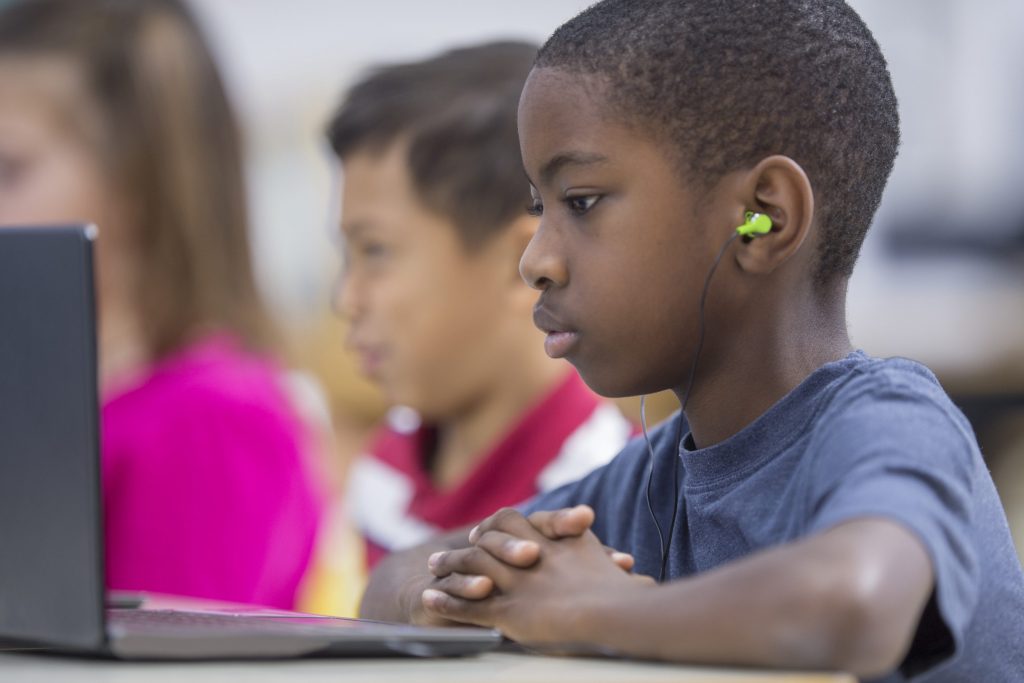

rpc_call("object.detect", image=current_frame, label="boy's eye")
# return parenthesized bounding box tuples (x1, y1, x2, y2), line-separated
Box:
(361, 242, 388, 258)
(526, 199, 544, 217)
(0, 155, 28, 188)
(567, 195, 600, 215)
(346, 240, 388, 264)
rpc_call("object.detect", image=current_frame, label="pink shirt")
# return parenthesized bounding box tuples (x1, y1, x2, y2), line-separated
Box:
(101, 335, 323, 609)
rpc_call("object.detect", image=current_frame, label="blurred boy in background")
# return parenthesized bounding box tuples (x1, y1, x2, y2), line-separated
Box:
(302, 42, 633, 614)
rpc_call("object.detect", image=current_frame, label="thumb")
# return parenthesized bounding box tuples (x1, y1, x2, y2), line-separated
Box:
(527, 505, 595, 539)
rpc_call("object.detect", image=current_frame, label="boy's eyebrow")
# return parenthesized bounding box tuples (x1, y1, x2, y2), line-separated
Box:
(537, 151, 609, 185)
(340, 219, 374, 239)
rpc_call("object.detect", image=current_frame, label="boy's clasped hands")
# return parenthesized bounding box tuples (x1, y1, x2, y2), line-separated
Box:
(419, 505, 652, 645)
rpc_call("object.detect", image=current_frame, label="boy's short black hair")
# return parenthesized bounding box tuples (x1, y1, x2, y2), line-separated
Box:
(536, 0, 900, 284)
(327, 41, 537, 250)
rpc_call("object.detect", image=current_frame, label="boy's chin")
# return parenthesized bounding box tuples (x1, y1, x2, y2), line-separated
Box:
(575, 363, 666, 399)
(387, 388, 457, 424)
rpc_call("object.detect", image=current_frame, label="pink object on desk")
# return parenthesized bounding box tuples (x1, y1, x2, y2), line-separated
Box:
(100, 334, 324, 610)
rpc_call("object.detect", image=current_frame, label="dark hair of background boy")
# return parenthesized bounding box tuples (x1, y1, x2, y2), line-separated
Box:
(326, 41, 537, 249)
(537, 0, 900, 286)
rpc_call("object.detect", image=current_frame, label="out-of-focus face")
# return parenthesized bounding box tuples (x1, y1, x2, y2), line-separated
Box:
(518, 68, 726, 398)
(0, 59, 121, 236)
(336, 141, 528, 419)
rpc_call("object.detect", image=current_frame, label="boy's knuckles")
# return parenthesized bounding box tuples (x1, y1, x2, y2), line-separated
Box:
(486, 507, 525, 531)
(434, 572, 493, 599)
(476, 530, 539, 566)
(434, 547, 483, 575)
(527, 506, 594, 539)
(526, 510, 559, 537)
(454, 545, 495, 573)
(425, 591, 489, 624)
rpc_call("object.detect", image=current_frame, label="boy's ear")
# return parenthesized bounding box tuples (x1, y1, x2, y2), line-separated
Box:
(733, 155, 815, 276)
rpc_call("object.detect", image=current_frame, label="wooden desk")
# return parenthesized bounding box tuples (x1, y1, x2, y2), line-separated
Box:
(0, 650, 853, 683)
(0, 595, 855, 681)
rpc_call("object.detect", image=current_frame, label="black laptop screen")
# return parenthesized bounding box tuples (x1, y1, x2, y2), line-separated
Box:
(0, 226, 106, 651)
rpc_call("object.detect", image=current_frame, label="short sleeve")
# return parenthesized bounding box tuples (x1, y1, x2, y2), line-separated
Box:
(806, 371, 980, 676)
(519, 458, 612, 516)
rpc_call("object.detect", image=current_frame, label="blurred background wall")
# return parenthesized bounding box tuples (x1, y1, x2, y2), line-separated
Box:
(187, 0, 598, 324)
(187, 0, 1024, 556)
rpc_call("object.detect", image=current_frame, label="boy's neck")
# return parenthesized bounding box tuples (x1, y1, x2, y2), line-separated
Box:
(429, 330, 569, 491)
(677, 283, 852, 450)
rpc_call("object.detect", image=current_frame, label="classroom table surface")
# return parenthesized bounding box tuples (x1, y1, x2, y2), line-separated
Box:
(0, 649, 855, 683)
(0, 594, 855, 682)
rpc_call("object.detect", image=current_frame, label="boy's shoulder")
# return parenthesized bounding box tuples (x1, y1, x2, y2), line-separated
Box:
(365, 371, 631, 477)
(525, 351, 979, 515)
(810, 352, 976, 457)
(350, 372, 632, 544)
(829, 353, 951, 406)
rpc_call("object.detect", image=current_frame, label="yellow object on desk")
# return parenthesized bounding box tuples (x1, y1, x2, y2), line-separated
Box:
(297, 500, 369, 618)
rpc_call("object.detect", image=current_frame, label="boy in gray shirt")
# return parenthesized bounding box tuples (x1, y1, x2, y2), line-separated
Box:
(359, 1, 1024, 679)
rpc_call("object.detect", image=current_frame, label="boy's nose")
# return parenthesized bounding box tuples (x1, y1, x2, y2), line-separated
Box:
(332, 270, 361, 321)
(519, 227, 568, 290)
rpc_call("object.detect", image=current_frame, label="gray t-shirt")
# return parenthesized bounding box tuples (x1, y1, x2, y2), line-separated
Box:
(523, 351, 1024, 681)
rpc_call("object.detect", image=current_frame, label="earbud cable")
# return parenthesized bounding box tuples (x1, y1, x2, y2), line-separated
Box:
(642, 231, 740, 582)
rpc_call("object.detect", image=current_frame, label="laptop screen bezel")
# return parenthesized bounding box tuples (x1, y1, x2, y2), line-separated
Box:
(0, 225, 108, 652)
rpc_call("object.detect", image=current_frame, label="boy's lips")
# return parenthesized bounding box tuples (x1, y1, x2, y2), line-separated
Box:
(543, 331, 579, 359)
(357, 348, 384, 377)
(533, 305, 579, 359)
(348, 334, 387, 378)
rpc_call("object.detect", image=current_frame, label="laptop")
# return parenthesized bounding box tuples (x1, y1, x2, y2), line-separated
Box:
(0, 225, 501, 659)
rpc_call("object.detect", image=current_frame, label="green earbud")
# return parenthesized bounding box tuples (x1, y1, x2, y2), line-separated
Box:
(735, 211, 773, 238)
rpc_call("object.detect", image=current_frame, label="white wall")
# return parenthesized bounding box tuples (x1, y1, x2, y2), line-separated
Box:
(189, 0, 592, 322)
(189, 1, 1024, 379)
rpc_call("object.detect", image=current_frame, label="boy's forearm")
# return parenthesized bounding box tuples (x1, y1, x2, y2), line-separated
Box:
(571, 521, 931, 678)
(575, 557, 872, 671)
(359, 526, 474, 623)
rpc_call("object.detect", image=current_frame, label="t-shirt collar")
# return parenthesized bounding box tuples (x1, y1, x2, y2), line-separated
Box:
(677, 350, 868, 489)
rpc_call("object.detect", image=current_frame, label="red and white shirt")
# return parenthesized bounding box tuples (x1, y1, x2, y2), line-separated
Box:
(346, 371, 634, 568)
